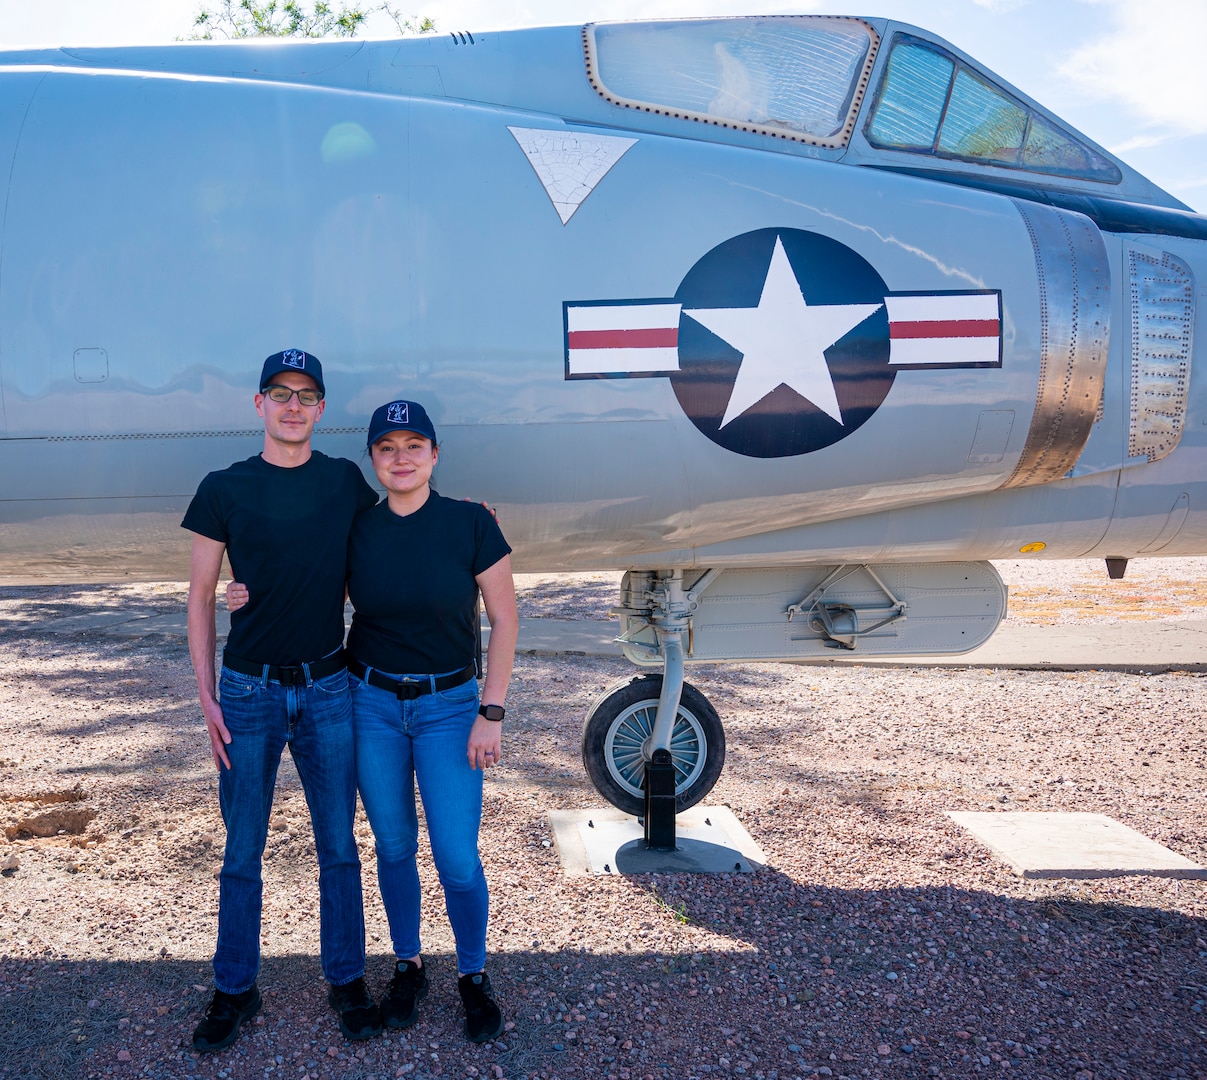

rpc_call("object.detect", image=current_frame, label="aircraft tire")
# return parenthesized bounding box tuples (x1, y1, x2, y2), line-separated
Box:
(581, 673, 725, 816)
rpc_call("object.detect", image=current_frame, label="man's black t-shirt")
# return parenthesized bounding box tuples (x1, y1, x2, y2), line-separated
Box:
(346, 495, 510, 675)
(182, 452, 378, 665)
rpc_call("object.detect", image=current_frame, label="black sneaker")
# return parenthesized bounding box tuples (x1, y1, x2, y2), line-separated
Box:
(192, 985, 262, 1053)
(327, 976, 382, 1040)
(457, 971, 503, 1043)
(381, 959, 428, 1029)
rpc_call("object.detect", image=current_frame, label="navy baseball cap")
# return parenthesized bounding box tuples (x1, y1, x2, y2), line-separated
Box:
(260, 349, 325, 395)
(367, 400, 437, 448)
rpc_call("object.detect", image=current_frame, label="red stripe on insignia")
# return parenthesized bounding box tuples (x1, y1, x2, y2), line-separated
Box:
(889, 319, 1000, 340)
(567, 328, 679, 350)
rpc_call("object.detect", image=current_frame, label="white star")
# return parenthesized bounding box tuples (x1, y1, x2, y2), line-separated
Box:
(685, 236, 882, 429)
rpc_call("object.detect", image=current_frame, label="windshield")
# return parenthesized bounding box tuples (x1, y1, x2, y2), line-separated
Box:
(866, 35, 1121, 183)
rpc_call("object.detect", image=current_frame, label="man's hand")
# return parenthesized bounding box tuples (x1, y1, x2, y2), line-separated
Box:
(460, 498, 497, 520)
(203, 697, 233, 770)
(225, 581, 250, 612)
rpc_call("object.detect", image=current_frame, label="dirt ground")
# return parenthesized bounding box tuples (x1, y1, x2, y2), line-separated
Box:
(0, 561, 1204, 1080)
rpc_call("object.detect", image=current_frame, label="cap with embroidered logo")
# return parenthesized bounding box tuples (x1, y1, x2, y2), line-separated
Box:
(260, 349, 325, 395)
(367, 400, 437, 449)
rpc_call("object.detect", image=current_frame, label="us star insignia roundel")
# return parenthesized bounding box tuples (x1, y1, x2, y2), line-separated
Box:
(564, 228, 1002, 459)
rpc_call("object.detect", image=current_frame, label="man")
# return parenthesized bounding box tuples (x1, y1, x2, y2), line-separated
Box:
(183, 349, 381, 1052)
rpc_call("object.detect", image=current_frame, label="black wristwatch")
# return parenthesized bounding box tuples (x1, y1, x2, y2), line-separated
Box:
(478, 703, 505, 722)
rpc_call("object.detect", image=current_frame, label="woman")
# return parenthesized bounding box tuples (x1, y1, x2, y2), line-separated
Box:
(226, 398, 517, 1044)
(346, 399, 517, 1043)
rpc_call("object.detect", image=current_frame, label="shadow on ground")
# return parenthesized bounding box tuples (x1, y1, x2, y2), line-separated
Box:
(1, 872, 1203, 1080)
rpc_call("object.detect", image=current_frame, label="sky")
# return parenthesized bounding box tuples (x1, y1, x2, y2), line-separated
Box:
(1, 0, 1202, 209)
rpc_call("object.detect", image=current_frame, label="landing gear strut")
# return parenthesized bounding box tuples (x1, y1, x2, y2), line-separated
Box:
(580, 571, 725, 848)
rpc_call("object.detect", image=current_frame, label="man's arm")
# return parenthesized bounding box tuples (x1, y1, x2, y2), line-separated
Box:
(188, 535, 233, 770)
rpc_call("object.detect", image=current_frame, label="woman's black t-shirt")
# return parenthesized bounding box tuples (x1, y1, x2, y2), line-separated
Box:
(346, 495, 510, 676)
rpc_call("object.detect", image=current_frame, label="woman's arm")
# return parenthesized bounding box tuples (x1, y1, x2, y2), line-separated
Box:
(477, 554, 517, 707)
(466, 554, 518, 770)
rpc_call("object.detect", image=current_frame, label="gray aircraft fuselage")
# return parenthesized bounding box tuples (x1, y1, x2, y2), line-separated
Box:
(0, 16, 1202, 584)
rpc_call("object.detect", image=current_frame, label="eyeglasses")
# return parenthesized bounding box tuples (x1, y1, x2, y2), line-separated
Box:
(262, 385, 324, 406)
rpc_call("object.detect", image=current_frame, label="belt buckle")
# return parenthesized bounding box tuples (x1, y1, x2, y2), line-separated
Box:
(396, 678, 422, 701)
(277, 666, 305, 687)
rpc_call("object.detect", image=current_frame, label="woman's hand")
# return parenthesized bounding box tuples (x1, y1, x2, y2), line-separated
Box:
(467, 715, 502, 770)
(225, 580, 249, 612)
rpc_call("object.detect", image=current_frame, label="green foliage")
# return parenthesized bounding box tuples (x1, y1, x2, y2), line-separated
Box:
(647, 885, 691, 925)
(189, 0, 435, 40)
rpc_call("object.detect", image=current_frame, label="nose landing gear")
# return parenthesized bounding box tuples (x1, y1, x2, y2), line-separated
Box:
(581, 570, 725, 849)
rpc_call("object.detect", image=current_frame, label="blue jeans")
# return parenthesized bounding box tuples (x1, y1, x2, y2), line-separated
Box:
(351, 669, 488, 975)
(214, 666, 364, 994)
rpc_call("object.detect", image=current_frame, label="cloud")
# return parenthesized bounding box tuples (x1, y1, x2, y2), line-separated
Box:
(1108, 133, 1177, 156)
(1060, 0, 1207, 133)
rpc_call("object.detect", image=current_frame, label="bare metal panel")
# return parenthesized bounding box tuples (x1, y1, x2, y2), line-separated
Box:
(1004, 200, 1110, 488)
(618, 562, 1006, 663)
(1127, 247, 1195, 463)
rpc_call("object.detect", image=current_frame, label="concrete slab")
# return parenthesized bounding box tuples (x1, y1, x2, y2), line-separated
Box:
(946, 811, 1207, 880)
(507, 619, 620, 657)
(15, 602, 1207, 672)
(852, 620, 1207, 673)
(20, 611, 165, 635)
(549, 806, 765, 876)
(492, 618, 1207, 672)
(22, 609, 232, 638)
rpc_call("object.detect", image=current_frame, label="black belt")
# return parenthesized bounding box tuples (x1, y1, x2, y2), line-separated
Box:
(348, 658, 476, 700)
(223, 649, 347, 687)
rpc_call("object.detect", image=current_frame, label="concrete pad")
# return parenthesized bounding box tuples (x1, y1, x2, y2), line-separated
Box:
(19, 605, 1207, 672)
(840, 620, 1207, 672)
(549, 806, 765, 876)
(33, 611, 162, 634)
(947, 811, 1207, 880)
(505, 619, 620, 657)
(488, 618, 1207, 672)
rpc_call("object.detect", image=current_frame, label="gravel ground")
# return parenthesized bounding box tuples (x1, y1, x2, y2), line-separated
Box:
(0, 559, 1204, 1080)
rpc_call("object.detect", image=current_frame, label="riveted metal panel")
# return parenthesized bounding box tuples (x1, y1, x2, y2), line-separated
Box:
(1127, 247, 1194, 463)
(1003, 200, 1110, 488)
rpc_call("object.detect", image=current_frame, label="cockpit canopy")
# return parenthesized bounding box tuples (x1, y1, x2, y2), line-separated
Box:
(586, 17, 1121, 185)
(585, 17, 878, 148)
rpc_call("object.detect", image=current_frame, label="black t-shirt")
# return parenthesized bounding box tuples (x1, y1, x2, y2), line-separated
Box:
(182, 452, 378, 665)
(346, 495, 511, 675)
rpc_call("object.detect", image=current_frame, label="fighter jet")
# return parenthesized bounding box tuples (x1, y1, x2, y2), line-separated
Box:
(0, 16, 1201, 815)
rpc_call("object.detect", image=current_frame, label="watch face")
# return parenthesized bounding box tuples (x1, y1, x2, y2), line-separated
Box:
(480, 704, 505, 721)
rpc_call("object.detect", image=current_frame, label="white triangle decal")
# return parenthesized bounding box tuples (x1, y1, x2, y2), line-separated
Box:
(509, 126, 637, 225)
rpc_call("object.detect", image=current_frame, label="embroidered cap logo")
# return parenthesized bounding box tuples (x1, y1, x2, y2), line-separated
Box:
(387, 402, 409, 425)
(282, 349, 306, 370)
